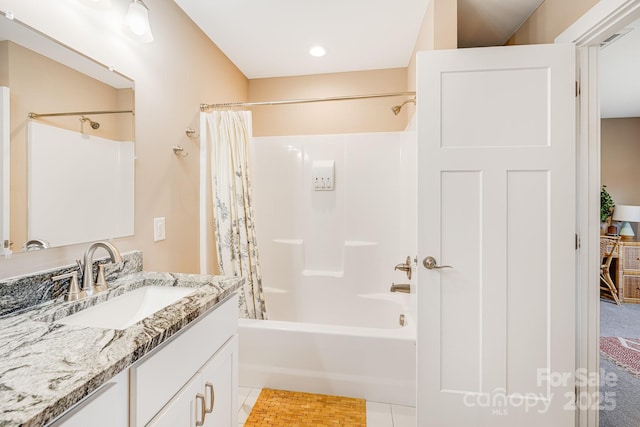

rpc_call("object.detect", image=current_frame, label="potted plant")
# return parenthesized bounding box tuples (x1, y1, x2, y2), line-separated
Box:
(601, 185, 615, 234)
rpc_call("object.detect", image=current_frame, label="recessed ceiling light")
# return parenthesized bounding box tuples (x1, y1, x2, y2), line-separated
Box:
(309, 46, 328, 57)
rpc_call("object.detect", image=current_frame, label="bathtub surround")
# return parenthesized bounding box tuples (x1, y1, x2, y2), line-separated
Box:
(0, 250, 142, 318)
(206, 110, 267, 319)
(250, 131, 416, 316)
(0, 270, 242, 426)
(239, 130, 417, 406)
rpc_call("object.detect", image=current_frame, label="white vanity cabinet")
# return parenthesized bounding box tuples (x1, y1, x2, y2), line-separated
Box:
(44, 293, 238, 427)
(148, 336, 238, 427)
(131, 293, 238, 427)
(47, 369, 128, 427)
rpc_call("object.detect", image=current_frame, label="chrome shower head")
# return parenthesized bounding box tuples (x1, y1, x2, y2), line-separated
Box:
(391, 98, 417, 116)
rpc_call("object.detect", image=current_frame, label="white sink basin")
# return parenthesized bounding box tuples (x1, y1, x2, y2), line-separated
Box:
(56, 286, 196, 330)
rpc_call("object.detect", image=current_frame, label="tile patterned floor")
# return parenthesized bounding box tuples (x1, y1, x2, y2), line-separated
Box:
(238, 387, 416, 426)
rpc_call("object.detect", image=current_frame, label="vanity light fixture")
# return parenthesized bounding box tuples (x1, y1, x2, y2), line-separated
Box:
(309, 45, 327, 57)
(125, 0, 153, 42)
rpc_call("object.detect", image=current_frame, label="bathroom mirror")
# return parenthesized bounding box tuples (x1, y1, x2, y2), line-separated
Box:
(0, 15, 135, 256)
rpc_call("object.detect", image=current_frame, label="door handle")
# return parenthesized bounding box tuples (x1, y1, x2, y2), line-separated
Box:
(195, 393, 206, 426)
(205, 382, 215, 413)
(423, 256, 453, 270)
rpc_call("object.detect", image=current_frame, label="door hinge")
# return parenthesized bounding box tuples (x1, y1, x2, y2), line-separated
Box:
(576, 81, 580, 97)
(575, 234, 580, 250)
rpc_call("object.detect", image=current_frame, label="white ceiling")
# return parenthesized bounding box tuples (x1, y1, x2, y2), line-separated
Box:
(174, 0, 547, 79)
(599, 17, 640, 118)
(174, 0, 429, 79)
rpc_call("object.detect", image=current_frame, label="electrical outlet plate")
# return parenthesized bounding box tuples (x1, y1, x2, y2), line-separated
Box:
(154, 217, 166, 242)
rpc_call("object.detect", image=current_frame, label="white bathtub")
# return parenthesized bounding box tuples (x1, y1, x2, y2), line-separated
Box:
(238, 292, 416, 406)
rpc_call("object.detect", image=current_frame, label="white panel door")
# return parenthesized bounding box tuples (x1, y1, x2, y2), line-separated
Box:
(417, 44, 575, 426)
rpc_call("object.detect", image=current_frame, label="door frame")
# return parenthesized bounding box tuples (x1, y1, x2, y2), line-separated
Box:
(556, 1, 640, 426)
(1, 86, 8, 251)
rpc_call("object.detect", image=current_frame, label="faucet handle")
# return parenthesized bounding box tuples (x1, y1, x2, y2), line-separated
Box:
(94, 264, 110, 293)
(52, 271, 83, 301)
(394, 256, 412, 280)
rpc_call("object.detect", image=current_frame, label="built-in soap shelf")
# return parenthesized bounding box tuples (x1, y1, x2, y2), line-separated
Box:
(270, 239, 379, 278)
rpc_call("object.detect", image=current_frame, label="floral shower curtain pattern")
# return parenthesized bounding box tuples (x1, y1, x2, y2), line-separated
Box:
(205, 110, 267, 320)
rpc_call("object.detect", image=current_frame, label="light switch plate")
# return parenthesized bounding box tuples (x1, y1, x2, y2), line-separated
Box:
(154, 217, 166, 242)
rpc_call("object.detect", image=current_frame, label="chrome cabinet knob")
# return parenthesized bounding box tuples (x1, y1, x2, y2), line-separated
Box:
(422, 256, 453, 270)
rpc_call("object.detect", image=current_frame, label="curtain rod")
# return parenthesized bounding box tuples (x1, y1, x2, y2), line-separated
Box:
(200, 91, 416, 111)
(28, 110, 134, 119)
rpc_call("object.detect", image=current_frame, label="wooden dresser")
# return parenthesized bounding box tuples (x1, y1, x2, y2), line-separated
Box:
(614, 238, 640, 303)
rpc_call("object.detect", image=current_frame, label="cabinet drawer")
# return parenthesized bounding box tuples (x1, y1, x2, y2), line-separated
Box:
(623, 246, 640, 271)
(622, 275, 640, 302)
(130, 293, 238, 427)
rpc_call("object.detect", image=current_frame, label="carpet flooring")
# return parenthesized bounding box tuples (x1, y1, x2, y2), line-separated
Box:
(244, 388, 366, 427)
(600, 300, 640, 427)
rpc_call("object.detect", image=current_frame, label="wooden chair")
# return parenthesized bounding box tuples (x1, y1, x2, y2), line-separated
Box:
(600, 235, 622, 305)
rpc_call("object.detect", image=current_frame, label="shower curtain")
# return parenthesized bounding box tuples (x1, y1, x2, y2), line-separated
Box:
(205, 110, 267, 320)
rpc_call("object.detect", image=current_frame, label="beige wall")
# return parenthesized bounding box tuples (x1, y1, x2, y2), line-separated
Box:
(407, 0, 458, 89)
(406, 0, 457, 118)
(0, 0, 248, 278)
(249, 68, 408, 136)
(507, 0, 598, 45)
(249, 0, 458, 137)
(3, 41, 130, 252)
(0, 41, 7, 85)
(601, 118, 640, 206)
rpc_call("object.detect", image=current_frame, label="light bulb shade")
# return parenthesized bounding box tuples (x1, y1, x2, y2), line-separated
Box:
(612, 205, 640, 222)
(125, 1, 153, 42)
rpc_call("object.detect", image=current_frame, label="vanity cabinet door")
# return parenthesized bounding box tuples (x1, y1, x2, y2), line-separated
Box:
(201, 336, 238, 427)
(147, 373, 204, 427)
(48, 370, 128, 427)
(147, 336, 238, 427)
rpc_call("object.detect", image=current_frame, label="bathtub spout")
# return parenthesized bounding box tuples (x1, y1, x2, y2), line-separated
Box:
(390, 283, 411, 293)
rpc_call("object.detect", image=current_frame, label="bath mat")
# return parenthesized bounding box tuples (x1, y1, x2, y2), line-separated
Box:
(600, 337, 640, 377)
(244, 388, 366, 426)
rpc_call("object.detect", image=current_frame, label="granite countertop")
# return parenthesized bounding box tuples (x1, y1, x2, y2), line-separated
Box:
(0, 271, 243, 427)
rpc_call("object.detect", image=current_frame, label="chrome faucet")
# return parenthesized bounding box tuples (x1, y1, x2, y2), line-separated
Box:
(81, 241, 122, 296)
(390, 283, 411, 293)
(394, 256, 412, 280)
